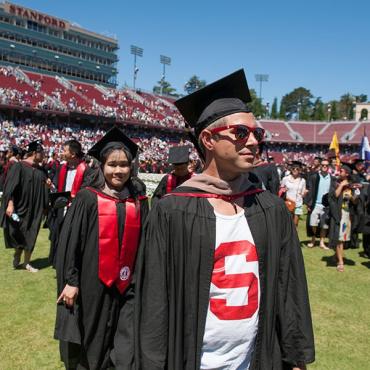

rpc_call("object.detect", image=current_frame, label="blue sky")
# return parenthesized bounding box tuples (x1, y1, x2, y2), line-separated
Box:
(12, 0, 370, 105)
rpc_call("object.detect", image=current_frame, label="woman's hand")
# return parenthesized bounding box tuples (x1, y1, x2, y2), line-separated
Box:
(5, 200, 14, 217)
(57, 284, 79, 307)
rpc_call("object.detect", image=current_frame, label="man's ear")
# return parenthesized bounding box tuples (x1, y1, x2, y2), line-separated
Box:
(200, 130, 216, 152)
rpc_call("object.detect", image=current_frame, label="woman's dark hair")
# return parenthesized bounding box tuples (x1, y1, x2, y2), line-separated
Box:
(65, 139, 84, 159)
(100, 143, 139, 199)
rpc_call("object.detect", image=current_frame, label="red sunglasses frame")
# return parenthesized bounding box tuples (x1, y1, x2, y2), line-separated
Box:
(208, 125, 265, 143)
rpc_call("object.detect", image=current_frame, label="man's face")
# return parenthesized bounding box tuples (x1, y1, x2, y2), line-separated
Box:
(355, 162, 365, 172)
(313, 159, 321, 168)
(173, 163, 189, 177)
(207, 112, 260, 174)
(321, 161, 329, 174)
(62, 145, 75, 163)
(34, 151, 44, 164)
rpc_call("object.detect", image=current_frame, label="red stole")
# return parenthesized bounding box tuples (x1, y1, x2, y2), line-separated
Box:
(87, 187, 145, 294)
(166, 172, 193, 193)
(58, 161, 87, 197)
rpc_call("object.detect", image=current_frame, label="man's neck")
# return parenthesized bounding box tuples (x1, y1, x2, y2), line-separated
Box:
(67, 159, 80, 169)
(202, 162, 241, 183)
(24, 157, 35, 166)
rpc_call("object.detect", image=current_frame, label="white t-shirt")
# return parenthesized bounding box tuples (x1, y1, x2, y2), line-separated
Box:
(65, 168, 77, 192)
(281, 175, 306, 207)
(201, 210, 260, 370)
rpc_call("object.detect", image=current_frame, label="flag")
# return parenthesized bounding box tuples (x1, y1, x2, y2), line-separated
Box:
(329, 131, 340, 168)
(360, 132, 370, 167)
(329, 131, 339, 156)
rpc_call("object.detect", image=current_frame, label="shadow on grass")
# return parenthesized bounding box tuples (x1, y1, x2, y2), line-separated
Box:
(31, 257, 51, 270)
(321, 255, 356, 267)
(361, 261, 370, 269)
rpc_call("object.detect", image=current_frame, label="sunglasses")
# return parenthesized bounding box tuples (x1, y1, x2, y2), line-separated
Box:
(209, 125, 265, 143)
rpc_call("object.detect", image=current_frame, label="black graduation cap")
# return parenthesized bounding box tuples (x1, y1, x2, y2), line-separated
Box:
(174, 69, 252, 137)
(340, 162, 352, 174)
(11, 145, 22, 156)
(88, 126, 139, 160)
(353, 158, 364, 165)
(26, 140, 43, 153)
(291, 160, 303, 168)
(49, 191, 71, 209)
(168, 146, 191, 164)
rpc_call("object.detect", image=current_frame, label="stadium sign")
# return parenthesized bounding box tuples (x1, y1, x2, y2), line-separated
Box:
(4, 2, 69, 30)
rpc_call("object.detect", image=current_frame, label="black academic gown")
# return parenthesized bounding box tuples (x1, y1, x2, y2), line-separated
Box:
(151, 172, 192, 207)
(327, 186, 358, 249)
(54, 188, 149, 370)
(48, 163, 91, 266)
(251, 163, 280, 195)
(0, 161, 48, 251)
(114, 185, 315, 370)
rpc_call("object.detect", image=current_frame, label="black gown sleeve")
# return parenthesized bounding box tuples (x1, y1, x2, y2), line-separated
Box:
(112, 197, 151, 370)
(0, 162, 21, 226)
(54, 190, 93, 344)
(56, 190, 91, 289)
(277, 205, 315, 367)
(151, 175, 169, 208)
(114, 202, 168, 370)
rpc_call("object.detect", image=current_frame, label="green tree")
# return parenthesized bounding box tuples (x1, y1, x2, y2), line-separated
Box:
(247, 89, 265, 118)
(355, 94, 367, 103)
(311, 98, 325, 121)
(338, 93, 355, 120)
(184, 75, 206, 94)
(270, 98, 278, 119)
(330, 101, 339, 121)
(280, 87, 313, 120)
(279, 100, 287, 120)
(153, 80, 178, 97)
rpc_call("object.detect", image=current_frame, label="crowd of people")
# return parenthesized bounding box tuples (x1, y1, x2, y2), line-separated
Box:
(1, 69, 369, 370)
(0, 66, 186, 129)
(0, 69, 316, 370)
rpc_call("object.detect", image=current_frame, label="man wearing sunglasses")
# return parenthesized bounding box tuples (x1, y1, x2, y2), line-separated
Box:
(114, 70, 314, 370)
(305, 159, 336, 249)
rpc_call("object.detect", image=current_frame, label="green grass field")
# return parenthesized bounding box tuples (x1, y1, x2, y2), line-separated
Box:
(0, 217, 370, 369)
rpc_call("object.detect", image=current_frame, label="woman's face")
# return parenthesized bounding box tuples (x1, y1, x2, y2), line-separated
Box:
(103, 149, 130, 190)
(291, 166, 300, 178)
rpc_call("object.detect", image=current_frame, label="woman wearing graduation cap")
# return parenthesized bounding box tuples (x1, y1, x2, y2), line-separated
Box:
(54, 127, 149, 370)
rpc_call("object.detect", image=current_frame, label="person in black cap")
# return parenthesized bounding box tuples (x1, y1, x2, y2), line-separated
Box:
(151, 145, 193, 206)
(0, 140, 48, 272)
(54, 127, 149, 370)
(48, 139, 89, 267)
(327, 164, 360, 271)
(250, 142, 280, 195)
(114, 70, 314, 369)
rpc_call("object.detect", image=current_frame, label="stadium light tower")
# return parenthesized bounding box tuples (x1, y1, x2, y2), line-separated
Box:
(160, 55, 171, 95)
(130, 45, 143, 90)
(255, 74, 269, 101)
